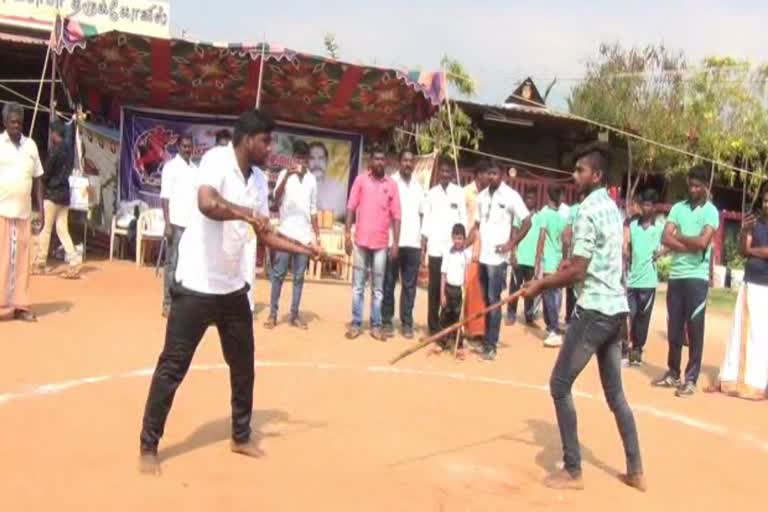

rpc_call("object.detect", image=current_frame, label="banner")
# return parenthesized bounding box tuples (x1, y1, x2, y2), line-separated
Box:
(80, 121, 120, 231)
(0, 0, 170, 38)
(119, 107, 363, 221)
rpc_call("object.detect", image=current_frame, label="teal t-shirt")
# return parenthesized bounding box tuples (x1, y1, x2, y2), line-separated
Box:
(538, 205, 566, 273)
(667, 200, 720, 280)
(569, 203, 581, 225)
(627, 218, 664, 289)
(515, 211, 540, 267)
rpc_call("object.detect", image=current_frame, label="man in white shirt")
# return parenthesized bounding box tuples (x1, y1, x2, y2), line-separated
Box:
(265, 141, 319, 329)
(0, 102, 44, 322)
(160, 135, 197, 317)
(382, 150, 424, 339)
(421, 158, 467, 335)
(467, 161, 532, 360)
(139, 110, 318, 475)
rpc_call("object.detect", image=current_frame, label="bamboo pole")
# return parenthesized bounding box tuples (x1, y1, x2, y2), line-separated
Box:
(255, 37, 266, 109)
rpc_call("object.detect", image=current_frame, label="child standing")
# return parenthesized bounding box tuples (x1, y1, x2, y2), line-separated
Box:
(435, 224, 470, 357)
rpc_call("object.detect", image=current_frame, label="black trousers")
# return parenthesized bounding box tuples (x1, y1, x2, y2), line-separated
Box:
(666, 278, 709, 384)
(140, 285, 255, 452)
(628, 288, 656, 352)
(439, 284, 463, 348)
(382, 247, 422, 330)
(507, 264, 536, 322)
(428, 256, 443, 335)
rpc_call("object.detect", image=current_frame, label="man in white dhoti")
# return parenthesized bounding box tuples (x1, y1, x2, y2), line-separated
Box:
(712, 185, 768, 400)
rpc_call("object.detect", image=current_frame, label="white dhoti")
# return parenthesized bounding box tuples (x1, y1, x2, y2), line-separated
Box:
(716, 283, 768, 400)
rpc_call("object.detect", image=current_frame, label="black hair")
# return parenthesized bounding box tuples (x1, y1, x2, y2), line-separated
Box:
(50, 120, 66, 138)
(232, 110, 275, 146)
(309, 141, 329, 159)
(292, 139, 310, 158)
(178, 134, 193, 145)
(574, 142, 612, 181)
(399, 148, 414, 160)
(438, 155, 454, 170)
(215, 129, 231, 144)
(474, 159, 491, 174)
(369, 143, 386, 157)
(548, 186, 563, 202)
(486, 159, 503, 173)
(639, 188, 659, 203)
(451, 223, 466, 237)
(687, 165, 710, 185)
(524, 186, 538, 197)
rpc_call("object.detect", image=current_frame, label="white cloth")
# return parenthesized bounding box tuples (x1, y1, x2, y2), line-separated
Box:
(718, 282, 768, 400)
(441, 247, 470, 287)
(276, 169, 317, 245)
(422, 183, 467, 258)
(0, 131, 44, 219)
(315, 175, 348, 219)
(243, 166, 270, 311)
(160, 154, 198, 228)
(175, 144, 267, 295)
(389, 172, 425, 248)
(475, 183, 529, 266)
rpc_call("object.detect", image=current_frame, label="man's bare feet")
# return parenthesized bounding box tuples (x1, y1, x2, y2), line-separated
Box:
(138, 452, 161, 475)
(543, 469, 584, 490)
(230, 439, 264, 458)
(620, 473, 647, 492)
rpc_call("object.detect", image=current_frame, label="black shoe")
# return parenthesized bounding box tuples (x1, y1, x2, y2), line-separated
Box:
(652, 373, 682, 388)
(481, 346, 497, 361)
(675, 381, 696, 398)
(629, 349, 643, 367)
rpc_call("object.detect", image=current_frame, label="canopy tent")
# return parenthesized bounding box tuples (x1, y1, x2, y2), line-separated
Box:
(56, 28, 445, 135)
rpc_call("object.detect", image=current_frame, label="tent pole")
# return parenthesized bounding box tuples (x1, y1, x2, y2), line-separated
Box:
(30, 41, 52, 135)
(255, 36, 266, 109)
(49, 49, 57, 148)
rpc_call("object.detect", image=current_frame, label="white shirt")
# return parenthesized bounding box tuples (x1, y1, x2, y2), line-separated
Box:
(175, 144, 267, 295)
(0, 131, 44, 219)
(389, 172, 425, 248)
(422, 183, 467, 258)
(441, 247, 470, 287)
(275, 169, 317, 245)
(160, 154, 198, 228)
(476, 183, 529, 266)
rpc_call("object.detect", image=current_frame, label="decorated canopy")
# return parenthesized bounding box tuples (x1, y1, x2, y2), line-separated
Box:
(58, 29, 445, 134)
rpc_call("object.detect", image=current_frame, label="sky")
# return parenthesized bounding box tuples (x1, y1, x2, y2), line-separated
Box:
(173, 0, 768, 110)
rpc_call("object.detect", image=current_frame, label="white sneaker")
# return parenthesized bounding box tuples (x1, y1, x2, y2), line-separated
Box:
(543, 332, 563, 348)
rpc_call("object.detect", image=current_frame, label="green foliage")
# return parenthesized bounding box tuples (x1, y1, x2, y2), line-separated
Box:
(656, 254, 672, 282)
(724, 236, 746, 270)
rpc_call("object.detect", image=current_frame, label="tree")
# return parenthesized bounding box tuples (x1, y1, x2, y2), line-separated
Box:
(569, 43, 691, 196)
(323, 33, 339, 60)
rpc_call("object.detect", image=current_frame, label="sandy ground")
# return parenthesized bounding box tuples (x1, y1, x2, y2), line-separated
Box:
(1, 260, 766, 511)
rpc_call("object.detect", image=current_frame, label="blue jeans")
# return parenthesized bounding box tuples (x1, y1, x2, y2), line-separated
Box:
(381, 247, 421, 330)
(542, 279, 562, 334)
(269, 251, 309, 319)
(480, 263, 508, 348)
(351, 245, 388, 328)
(549, 307, 642, 477)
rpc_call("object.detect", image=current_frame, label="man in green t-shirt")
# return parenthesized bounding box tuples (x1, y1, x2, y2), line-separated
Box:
(653, 166, 720, 397)
(626, 189, 664, 366)
(507, 188, 539, 325)
(535, 186, 567, 346)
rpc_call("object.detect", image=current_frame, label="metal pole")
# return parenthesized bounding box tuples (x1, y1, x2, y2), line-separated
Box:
(255, 37, 266, 109)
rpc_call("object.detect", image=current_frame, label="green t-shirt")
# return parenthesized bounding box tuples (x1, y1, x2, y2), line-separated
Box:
(569, 203, 581, 225)
(667, 200, 720, 281)
(515, 211, 540, 267)
(627, 218, 664, 289)
(538, 205, 566, 273)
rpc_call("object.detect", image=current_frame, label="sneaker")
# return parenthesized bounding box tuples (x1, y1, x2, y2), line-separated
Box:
(652, 373, 682, 388)
(675, 381, 697, 398)
(543, 332, 563, 348)
(481, 346, 497, 361)
(629, 349, 643, 367)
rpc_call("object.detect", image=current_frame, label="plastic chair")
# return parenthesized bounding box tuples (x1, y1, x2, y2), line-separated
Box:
(136, 209, 165, 267)
(109, 216, 130, 260)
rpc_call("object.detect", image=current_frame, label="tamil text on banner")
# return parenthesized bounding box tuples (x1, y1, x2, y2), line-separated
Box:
(0, 0, 170, 38)
(119, 107, 363, 221)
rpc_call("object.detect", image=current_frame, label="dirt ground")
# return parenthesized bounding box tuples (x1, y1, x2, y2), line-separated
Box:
(1, 261, 766, 511)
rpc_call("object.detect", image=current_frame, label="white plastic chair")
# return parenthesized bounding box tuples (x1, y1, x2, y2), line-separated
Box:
(109, 216, 130, 260)
(135, 208, 165, 267)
